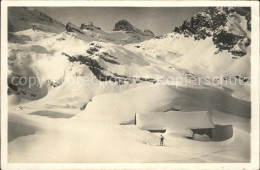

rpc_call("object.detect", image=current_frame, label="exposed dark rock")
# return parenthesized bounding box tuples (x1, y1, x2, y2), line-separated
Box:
(143, 30, 155, 37)
(80, 103, 88, 110)
(8, 7, 65, 33)
(80, 22, 101, 31)
(114, 20, 136, 32)
(87, 47, 99, 55)
(154, 35, 163, 39)
(63, 52, 157, 85)
(32, 24, 44, 31)
(8, 80, 18, 91)
(99, 55, 120, 65)
(172, 7, 251, 57)
(8, 33, 32, 44)
(66, 22, 85, 34)
(213, 30, 243, 50)
(113, 20, 155, 40)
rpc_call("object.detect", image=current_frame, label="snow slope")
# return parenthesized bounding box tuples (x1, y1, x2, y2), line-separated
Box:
(125, 7, 251, 100)
(8, 7, 65, 34)
(8, 85, 250, 162)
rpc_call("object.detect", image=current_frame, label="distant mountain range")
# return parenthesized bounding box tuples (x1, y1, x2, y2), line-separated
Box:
(8, 7, 251, 102)
(8, 7, 155, 45)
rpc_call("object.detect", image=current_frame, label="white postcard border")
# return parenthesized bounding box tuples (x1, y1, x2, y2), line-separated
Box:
(1, 1, 259, 169)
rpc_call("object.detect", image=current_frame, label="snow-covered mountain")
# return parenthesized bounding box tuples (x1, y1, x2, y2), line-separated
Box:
(8, 7, 65, 33)
(64, 20, 155, 45)
(8, 6, 251, 102)
(126, 7, 251, 99)
(172, 7, 251, 57)
(113, 20, 155, 43)
(7, 7, 251, 163)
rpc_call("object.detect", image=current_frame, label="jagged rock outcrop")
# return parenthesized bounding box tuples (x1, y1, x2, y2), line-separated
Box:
(113, 20, 154, 36)
(144, 30, 155, 37)
(32, 24, 44, 31)
(62, 42, 157, 84)
(66, 22, 85, 34)
(172, 7, 251, 56)
(113, 20, 137, 32)
(80, 22, 101, 31)
(113, 20, 155, 43)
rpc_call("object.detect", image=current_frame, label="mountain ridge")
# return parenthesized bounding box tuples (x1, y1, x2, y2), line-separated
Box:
(7, 6, 251, 102)
(8, 7, 65, 33)
(8, 7, 155, 45)
(172, 7, 251, 56)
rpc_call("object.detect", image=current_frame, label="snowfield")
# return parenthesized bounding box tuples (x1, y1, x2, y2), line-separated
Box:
(8, 85, 250, 163)
(7, 7, 251, 163)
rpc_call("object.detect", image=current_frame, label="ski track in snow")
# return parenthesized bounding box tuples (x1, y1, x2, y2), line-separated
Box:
(111, 124, 152, 146)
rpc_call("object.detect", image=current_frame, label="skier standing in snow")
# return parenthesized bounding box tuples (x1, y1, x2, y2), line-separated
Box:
(19, 106, 23, 110)
(160, 135, 164, 146)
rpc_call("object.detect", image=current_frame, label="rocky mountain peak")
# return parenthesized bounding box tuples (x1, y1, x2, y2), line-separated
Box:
(172, 7, 251, 57)
(113, 20, 136, 32)
(144, 30, 155, 37)
(112, 20, 155, 43)
(113, 20, 155, 36)
(65, 22, 84, 34)
(80, 22, 101, 31)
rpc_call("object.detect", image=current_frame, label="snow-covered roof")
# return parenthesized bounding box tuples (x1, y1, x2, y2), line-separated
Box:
(136, 111, 215, 131)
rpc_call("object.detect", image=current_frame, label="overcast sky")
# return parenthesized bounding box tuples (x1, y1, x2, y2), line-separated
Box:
(35, 7, 205, 35)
